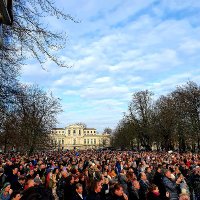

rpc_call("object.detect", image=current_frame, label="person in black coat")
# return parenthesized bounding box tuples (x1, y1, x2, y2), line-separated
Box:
(6, 167, 19, 191)
(72, 183, 87, 200)
(14, 175, 26, 192)
(139, 172, 150, 200)
(56, 170, 67, 200)
(21, 185, 54, 200)
(153, 166, 166, 199)
(128, 179, 141, 200)
(108, 183, 128, 200)
(64, 175, 75, 200)
(87, 180, 103, 200)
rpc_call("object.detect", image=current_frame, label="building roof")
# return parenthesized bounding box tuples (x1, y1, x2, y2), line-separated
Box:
(84, 128, 96, 130)
(52, 128, 65, 130)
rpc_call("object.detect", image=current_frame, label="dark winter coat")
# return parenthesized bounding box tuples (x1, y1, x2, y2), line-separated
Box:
(163, 177, 179, 200)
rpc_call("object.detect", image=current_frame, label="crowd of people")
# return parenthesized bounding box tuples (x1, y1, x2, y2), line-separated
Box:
(0, 150, 199, 200)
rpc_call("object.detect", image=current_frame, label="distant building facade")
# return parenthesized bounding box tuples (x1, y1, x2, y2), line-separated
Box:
(51, 124, 111, 150)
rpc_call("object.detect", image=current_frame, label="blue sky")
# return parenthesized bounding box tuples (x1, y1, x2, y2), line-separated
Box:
(20, 0, 200, 133)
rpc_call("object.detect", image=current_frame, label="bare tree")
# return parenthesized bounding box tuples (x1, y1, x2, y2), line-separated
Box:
(112, 82, 200, 152)
(172, 81, 200, 151)
(14, 84, 62, 155)
(103, 127, 112, 134)
(1, 0, 76, 142)
(129, 90, 154, 149)
(152, 95, 177, 150)
(1, 0, 77, 68)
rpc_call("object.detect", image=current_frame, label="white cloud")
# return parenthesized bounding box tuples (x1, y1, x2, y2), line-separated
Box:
(20, 0, 200, 132)
(93, 76, 111, 84)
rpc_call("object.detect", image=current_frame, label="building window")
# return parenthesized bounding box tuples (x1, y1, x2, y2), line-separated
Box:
(94, 131, 96, 133)
(79, 130, 81, 135)
(91, 131, 92, 133)
(68, 130, 70, 135)
(84, 139, 86, 144)
(84, 131, 86, 133)
(62, 139, 64, 144)
(58, 140, 61, 144)
(87, 131, 89, 133)
(73, 139, 76, 145)
(62, 131, 64, 133)
(73, 130, 76, 136)
(94, 139, 96, 144)
(91, 139, 93, 144)
(87, 139, 89, 144)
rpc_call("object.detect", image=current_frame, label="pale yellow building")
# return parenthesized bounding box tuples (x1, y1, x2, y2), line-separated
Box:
(51, 124, 111, 150)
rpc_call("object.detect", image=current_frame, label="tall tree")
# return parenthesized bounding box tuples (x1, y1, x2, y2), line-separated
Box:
(14, 84, 62, 155)
(152, 95, 177, 150)
(1, 0, 75, 139)
(172, 81, 200, 151)
(128, 90, 154, 149)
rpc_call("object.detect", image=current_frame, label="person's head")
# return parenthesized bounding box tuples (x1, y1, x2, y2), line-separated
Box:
(179, 194, 190, 200)
(194, 166, 200, 175)
(128, 168, 134, 173)
(2, 182, 11, 193)
(29, 170, 34, 176)
(127, 171, 136, 181)
(139, 172, 147, 181)
(73, 175, 79, 183)
(66, 175, 74, 185)
(34, 177, 42, 186)
(79, 174, 85, 181)
(149, 184, 159, 193)
(20, 185, 52, 200)
(10, 191, 21, 200)
(165, 170, 171, 179)
(19, 165, 23, 170)
(75, 183, 83, 194)
(156, 167, 161, 173)
(7, 160, 12, 166)
(113, 184, 124, 197)
(146, 167, 151, 173)
(177, 173, 184, 181)
(104, 177, 109, 184)
(91, 180, 102, 193)
(26, 179, 35, 188)
(61, 170, 68, 178)
(13, 167, 18, 175)
(132, 180, 140, 190)
(18, 176, 26, 185)
(52, 168, 59, 174)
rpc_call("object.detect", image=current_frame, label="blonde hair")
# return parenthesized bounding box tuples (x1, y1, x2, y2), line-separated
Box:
(179, 194, 190, 200)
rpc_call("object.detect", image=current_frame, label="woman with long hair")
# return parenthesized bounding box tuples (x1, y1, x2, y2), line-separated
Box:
(52, 168, 60, 200)
(0, 182, 13, 200)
